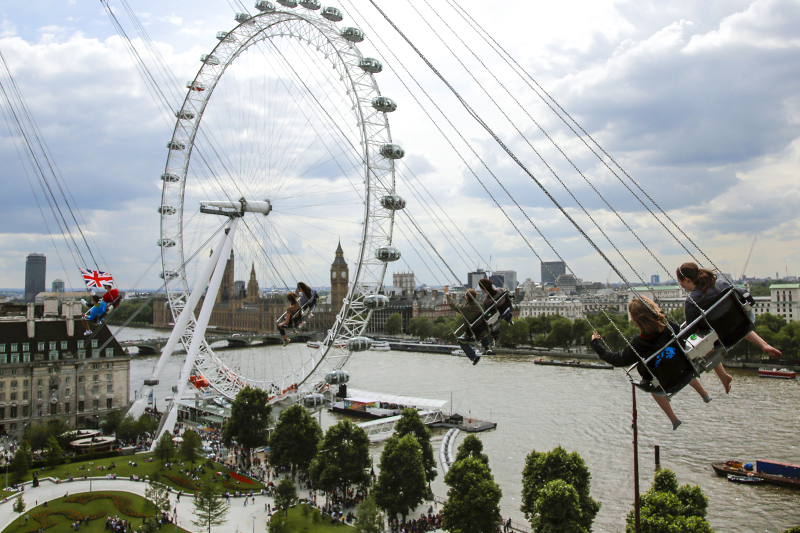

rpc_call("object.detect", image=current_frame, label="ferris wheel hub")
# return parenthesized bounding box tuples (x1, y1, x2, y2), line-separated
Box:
(200, 199, 273, 216)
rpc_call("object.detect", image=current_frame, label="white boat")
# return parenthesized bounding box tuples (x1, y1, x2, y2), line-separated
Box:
(307, 340, 321, 348)
(451, 349, 481, 357)
(371, 341, 391, 351)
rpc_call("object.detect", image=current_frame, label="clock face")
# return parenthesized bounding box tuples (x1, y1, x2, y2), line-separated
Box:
(342, 271, 348, 279)
(332, 271, 337, 279)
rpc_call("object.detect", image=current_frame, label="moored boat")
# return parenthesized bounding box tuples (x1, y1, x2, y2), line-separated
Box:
(712, 460, 800, 490)
(534, 358, 613, 369)
(728, 474, 764, 484)
(758, 368, 796, 379)
(370, 341, 391, 351)
(451, 349, 482, 357)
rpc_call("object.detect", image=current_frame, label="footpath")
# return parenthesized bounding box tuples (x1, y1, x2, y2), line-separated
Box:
(0, 477, 445, 533)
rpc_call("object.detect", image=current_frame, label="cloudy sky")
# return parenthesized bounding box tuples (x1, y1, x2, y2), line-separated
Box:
(1, 0, 799, 292)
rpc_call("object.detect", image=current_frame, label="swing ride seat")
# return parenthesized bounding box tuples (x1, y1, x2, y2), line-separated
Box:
(627, 287, 755, 397)
(275, 294, 317, 327)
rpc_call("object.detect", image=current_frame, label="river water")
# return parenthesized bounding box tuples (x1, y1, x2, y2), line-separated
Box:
(119, 328, 800, 532)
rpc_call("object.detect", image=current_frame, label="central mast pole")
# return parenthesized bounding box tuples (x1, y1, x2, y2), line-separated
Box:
(632, 383, 641, 533)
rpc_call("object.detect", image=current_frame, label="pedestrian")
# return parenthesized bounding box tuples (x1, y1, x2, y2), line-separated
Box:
(24, 514, 28, 525)
(244, 498, 247, 507)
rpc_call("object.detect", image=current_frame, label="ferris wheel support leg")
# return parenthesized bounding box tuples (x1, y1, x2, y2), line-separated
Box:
(128, 221, 233, 421)
(151, 217, 240, 449)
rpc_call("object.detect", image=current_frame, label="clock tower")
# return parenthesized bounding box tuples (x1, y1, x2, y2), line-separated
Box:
(330, 240, 349, 314)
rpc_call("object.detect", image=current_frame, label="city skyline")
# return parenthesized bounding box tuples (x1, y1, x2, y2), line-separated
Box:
(1, 1, 799, 291)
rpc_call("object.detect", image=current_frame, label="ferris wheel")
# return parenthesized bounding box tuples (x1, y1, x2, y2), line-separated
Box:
(134, 1, 406, 428)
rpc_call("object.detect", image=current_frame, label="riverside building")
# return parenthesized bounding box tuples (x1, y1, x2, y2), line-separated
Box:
(0, 300, 130, 434)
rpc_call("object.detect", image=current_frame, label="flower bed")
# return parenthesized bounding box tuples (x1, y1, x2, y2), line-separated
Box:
(28, 507, 106, 532)
(229, 472, 254, 485)
(162, 474, 202, 491)
(65, 492, 153, 518)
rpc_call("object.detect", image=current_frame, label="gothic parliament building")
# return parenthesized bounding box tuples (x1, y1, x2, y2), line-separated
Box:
(153, 243, 350, 334)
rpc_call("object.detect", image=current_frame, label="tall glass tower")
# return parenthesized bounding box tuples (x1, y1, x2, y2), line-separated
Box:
(25, 253, 46, 303)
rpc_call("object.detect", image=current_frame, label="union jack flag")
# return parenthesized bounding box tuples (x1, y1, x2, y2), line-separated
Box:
(79, 268, 115, 289)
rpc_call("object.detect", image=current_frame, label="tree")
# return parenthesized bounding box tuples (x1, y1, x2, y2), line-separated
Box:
(372, 434, 426, 524)
(354, 495, 385, 533)
(546, 317, 573, 350)
(268, 511, 289, 533)
(269, 404, 323, 478)
(101, 409, 125, 437)
(309, 420, 371, 497)
(154, 431, 175, 466)
(44, 435, 63, 469)
(394, 408, 437, 484)
(11, 441, 32, 483)
(137, 413, 158, 442)
(441, 456, 502, 533)
(520, 446, 600, 532)
(179, 429, 203, 468)
(24, 425, 51, 454)
(571, 319, 591, 349)
(385, 313, 403, 335)
(116, 415, 139, 443)
(274, 477, 298, 515)
(530, 480, 586, 533)
(453, 434, 489, 467)
(145, 479, 171, 513)
(408, 316, 433, 340)
(222, 386, 272, 468)
(625, 469, 712, 533)
(12, 494, 25, 522)
(191, 483, 229, 533)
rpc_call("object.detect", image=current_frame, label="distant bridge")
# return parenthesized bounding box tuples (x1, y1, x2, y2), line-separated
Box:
(120, 332, 317, 355)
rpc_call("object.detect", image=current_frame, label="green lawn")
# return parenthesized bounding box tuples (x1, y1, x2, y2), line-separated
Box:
(10, 454, 264, 495)
(279, 504, 355, 533)
(1, 491, 191, 533)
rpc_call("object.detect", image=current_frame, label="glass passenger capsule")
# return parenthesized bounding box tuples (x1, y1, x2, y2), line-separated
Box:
(235, 13, 254, 23)
(364, 294, 390, 309)
(161, 173, 180, 182)
(276, 0, 298, 7)
(375, 247, 401, 262)
(201, 54, 220, 66)
(166, 140, 186, 151)
(303, 393, 325, 407)
(216, 31, 233, 41)
(321, 7, 343, 21)
(157, 239, 176, 248)
(325, 369, 350, 385)
(380, 144, 405, 159)
(255, 0, 276, 11)
(159, 270, 178, 280)
(346, 337, 373, 352)
(175, 110, 195, 120)
(299, 0, 321, 9)
(358, 58, 382, 74)
(381, 194, 406, 210)
(371, 96, 397, 113)
(158, 205, 177, 215)
(341, 27, 364, 43)
(186, 80, 206, 92)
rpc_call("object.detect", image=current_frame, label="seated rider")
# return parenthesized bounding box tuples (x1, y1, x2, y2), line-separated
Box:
(676, 262, 781, 394)
(296, 282, 318, 319)
(102, 286, 122, 310)
(278, 292, 301, 346)
(591, 296, 717, 431)
(81, 295, 107, 335)
(445, 285, 492, 365)
(478, 278, 513, 339)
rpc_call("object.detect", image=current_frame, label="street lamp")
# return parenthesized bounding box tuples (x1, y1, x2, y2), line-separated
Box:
(89, 461, 93, 492)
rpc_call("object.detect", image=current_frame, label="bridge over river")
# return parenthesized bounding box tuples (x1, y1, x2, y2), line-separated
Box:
(120, 332, 317, 355)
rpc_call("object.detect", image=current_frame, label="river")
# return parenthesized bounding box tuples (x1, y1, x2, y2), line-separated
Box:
(118, 327, 800, 532)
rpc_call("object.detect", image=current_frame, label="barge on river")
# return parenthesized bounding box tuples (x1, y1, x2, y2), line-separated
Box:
(329, 388, 448, 420)
(534, 358, 613, 370)
(758, 368, 796, 379)
(712, 460, 800, 490)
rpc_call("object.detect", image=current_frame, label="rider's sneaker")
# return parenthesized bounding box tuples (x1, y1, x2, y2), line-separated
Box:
(84, 331, 91, 336)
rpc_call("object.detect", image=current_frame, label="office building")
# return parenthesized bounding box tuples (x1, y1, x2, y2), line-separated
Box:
(541, 261, 566, 286)
(25, 253, 46, 303)
(52, 279, 65, 293)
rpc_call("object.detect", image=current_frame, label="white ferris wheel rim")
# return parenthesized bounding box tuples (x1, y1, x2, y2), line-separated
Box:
(158, 5, 400, 401)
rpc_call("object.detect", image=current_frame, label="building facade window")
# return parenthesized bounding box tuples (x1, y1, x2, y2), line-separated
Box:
(0, 355, 6, 364)
(92, 399, 99, 410)
(49, 351, 58, 361)
(10, 354, 18, 363)
(23, 354, 30, 362)
(78, 401, 84, 412)
(77, 340, 84, 349)
(106, 384, 113, 393)
(11, 381, 17, 389)
(91, 340, 98, 348)
(0, 345, 4, 352)
(22, 344, 29, 352)
(38, 342, 45, 351)
(64, 402, 70, 413)
(10, 344, 17, 352)
(10, 406, 17, 418)
(105, 348, 114, 358)
(106, 398, 112, 409)
(106, 374, 113, 381)
(78, 350, 86, 359)
(49, 342, 56, 351)
(22, 406, 29, 417)
(10, 393, 16, 402)
(60, 341, 68, 350)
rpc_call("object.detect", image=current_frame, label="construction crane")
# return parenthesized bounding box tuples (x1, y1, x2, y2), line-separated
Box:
(741, 237, 757, 282)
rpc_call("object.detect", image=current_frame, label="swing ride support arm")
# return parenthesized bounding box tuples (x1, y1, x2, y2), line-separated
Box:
(151, 217, 240, 448)
(632, 383, 641, 533)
